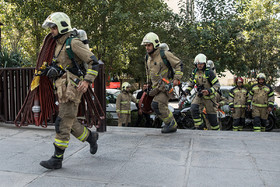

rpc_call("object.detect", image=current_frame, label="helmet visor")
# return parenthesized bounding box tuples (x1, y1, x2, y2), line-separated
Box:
(42, 21, 56, 29)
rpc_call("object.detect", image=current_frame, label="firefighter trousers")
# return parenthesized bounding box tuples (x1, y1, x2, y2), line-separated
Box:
(54, 101, 90, 150)
(151, 91, 174, 125)
(118, 113, 131, 127)
(191, 95, 219, 130)
(252, 106, 268, 132)
(232, 108, 246, 131)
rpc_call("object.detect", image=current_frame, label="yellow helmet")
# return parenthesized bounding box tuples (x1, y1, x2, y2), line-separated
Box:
(42, 12, 72, 34)
(194, 53, 207, 64)
(141, 32, 160, 49)
(257, 73, 266, 80)
(121, 82, 131, 90)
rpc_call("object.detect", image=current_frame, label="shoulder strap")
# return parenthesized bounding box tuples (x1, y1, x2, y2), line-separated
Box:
(192, 68, 197, 80)
(160, 49, 174, 79)
(65, 36, 85, 77)
(205, 68, 210, 77)
(205, 68, 214, 86)
(66, 36, 75, 60)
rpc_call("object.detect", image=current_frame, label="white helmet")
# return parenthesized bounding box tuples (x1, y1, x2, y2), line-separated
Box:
(194, 53, 207, 64)
(42, 12, 72, 34)
(121, 82, 131, 90)
(257, 73, 266, 80)
(141, 32, 160, 49)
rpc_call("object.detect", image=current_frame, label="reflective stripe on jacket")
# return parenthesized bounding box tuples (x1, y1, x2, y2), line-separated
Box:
(248, 84, 274, 108)
(116, 91, 137, 113)
(228, 87, 248, 108)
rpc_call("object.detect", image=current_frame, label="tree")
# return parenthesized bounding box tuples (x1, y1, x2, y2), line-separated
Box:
(177, 0, 242, 79)
(2, 0, 179, 83)
(239, 0, 280, 84)
(177, 0, 280, 85)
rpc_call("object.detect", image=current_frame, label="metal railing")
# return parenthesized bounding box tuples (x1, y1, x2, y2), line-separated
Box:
(0, 66, 106, 132)
(0, 68, 34, 122)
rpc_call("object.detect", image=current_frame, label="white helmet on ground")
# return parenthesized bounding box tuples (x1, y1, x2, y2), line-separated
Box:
(42, 12, 72, 34)
(141, 32, 161, 49)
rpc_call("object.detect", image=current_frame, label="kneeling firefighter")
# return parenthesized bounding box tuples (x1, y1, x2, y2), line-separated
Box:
(185, 54, 221, 130)
(40, 12, 100, 169)
(141, 32, 183, 133)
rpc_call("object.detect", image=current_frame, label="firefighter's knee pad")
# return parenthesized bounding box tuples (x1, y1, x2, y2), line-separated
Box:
(233, 118, 240, 127)
(253, 117, 261, 126)
(190, 104, 200, 117)
(151, 101, 161, 115)
(240, 118, 245, 126)
(55, 116, 62, 133)
(208, 114, 218, 128)
(260, 119, 267, 126)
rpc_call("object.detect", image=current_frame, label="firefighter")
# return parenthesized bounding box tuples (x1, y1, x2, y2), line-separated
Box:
(141, 32, 183, 133)
(185, 53, 221, 130)
(116, 82, 138, 127)
(248, 73, 274, 132)
(229, 77, 248, 131)
(40, 12, 99, 169)
(204, 89, 228, 130)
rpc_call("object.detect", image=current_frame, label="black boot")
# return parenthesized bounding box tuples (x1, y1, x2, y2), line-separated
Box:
(40, 145, 64, 169)
(86, 131, 99, 154)
(161, 119, 177, 133)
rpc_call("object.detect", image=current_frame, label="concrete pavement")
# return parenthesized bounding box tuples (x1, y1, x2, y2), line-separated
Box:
(0, 122, 280, 187)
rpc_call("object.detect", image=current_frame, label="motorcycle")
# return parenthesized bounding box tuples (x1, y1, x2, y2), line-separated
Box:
(174, 93, 232, 130)
(151, 95, 194, 129)
(173, 95, 194, 129)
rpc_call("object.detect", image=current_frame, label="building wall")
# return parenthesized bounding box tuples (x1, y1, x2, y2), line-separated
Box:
(218, 70, 235, 86)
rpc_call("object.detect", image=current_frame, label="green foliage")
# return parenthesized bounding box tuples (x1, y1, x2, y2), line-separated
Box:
(1, 0, 178, 82)
(239, 0, 280, 84)
(176, 0, 279, 84)
(106, 112, 117, 126)
(1, 0, 279, 85)
(0, 47, 32, 67)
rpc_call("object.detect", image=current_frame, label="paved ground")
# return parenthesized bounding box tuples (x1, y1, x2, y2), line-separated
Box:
(0, 122, 280, 187)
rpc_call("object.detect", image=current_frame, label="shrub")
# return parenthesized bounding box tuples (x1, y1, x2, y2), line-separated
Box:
(0, 47, 32, 68)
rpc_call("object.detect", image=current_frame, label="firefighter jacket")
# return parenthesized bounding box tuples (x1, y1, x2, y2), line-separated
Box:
(248, 84, 275, 108)
(228, 86, 248, 108)
(54, 32, 99, 82)
(116, 91, 137, 114)
(146, 48, 183, 89)
(54, 32, 99, 104)
(186, 68, 220, 100)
